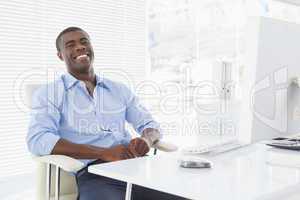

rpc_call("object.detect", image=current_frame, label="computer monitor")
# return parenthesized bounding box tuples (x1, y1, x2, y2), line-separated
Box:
(239, 16, 300, 143)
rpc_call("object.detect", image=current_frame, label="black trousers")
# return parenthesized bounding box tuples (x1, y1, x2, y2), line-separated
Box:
(75, 160, 190, 200)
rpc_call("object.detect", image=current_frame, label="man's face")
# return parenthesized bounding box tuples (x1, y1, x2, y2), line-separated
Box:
(58, 31, 94, 73)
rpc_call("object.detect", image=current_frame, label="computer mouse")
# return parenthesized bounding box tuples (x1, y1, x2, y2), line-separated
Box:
(178, 157, 212, 168)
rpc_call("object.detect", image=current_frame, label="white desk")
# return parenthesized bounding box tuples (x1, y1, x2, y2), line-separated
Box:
(88, 144, 300, 200)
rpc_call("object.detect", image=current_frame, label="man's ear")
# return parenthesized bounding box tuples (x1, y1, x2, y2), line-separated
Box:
(57, 52, 64, 61)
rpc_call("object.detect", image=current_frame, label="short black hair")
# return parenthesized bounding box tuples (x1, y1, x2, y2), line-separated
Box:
(55, 27, 89, 52)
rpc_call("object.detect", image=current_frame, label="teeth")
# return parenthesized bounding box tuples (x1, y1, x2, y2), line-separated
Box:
(76, 55, 88, 59)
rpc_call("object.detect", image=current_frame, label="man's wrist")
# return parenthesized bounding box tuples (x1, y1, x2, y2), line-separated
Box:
(95, 147, 108, 160)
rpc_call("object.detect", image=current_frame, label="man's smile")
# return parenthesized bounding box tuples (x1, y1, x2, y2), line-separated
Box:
(73, 53, 90, 61)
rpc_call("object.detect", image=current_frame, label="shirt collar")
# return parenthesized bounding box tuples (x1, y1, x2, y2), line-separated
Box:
(63, 72, 108, 90)
(95, 73, 109, 89)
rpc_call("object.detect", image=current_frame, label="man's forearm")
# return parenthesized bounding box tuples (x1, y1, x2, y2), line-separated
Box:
(51, 129, 160, 159)
(51, 138, 105, 159)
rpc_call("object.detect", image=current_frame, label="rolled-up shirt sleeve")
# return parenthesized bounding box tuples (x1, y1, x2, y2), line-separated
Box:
(26, 86, 61, 156)
(120, 84, 161, 137)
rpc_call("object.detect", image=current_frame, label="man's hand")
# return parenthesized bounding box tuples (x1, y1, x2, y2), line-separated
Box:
(100, 145, 136, 162)
(128, 137, 150, 157)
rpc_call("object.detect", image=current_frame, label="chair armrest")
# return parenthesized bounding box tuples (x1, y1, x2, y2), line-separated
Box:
(32, 155, 85, 173)
(152, 140, 178, 152)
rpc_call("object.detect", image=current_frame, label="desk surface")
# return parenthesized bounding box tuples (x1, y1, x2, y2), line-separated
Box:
(88, 144, 300, 200)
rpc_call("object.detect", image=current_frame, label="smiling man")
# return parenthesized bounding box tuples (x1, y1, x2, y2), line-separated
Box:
(27, 27, 186, 200)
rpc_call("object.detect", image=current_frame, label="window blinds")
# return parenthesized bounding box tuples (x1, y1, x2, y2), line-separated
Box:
(0, 0, 146, 179)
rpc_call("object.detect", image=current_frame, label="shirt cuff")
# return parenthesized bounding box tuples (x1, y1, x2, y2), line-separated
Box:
(41, 133, 60, 155)
(138, 121, 161, 135)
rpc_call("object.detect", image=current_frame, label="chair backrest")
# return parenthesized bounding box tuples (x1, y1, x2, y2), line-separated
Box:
(25, 84, 41, 108)
(25, 84, 78, 199)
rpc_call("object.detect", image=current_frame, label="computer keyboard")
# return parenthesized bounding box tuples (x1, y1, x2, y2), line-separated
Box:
(181, 140, 246, 155)
(266, 137, 300, 151)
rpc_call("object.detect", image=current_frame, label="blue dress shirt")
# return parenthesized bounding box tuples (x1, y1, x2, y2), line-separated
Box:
(27, 72, 160, 165)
